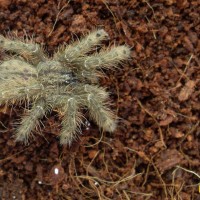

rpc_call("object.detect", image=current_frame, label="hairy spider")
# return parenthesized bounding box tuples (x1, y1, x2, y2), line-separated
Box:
(0, 29, 130, 145)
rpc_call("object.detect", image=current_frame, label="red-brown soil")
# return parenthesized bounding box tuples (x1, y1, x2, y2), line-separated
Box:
(0, 0, 199, 199)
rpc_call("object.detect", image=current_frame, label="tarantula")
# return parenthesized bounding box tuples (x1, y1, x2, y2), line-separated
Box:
(0, 29, 130, 145)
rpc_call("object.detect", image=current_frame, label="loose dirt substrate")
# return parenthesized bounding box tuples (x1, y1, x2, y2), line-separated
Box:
(0, 0, 199, 199)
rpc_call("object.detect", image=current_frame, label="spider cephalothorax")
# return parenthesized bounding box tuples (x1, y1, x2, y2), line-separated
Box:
(0, 30, 130, 145)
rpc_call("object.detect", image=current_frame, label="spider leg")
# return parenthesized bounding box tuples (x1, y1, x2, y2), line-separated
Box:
(55, 29, 109, 63)
(0, 59, 42, 105)
(0, 34, 45, 64)
(47, 95, 83, 145)
(15, 98, 50, 144)
(79, 85, 116, 133)
(68, 45, 130, 83)
(77, 45, 131, 70)
(60, 97, 83, 145)
(75, 68, 103, 83)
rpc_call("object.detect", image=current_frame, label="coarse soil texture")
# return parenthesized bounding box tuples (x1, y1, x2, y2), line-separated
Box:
(0, 0, 199, 199)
